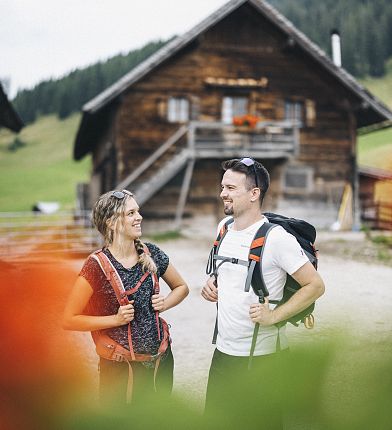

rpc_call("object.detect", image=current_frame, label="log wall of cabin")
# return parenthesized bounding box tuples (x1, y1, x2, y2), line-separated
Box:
(359, 176, 376, 203)
(111, 3, 359, 226)
(90, 114, 117, 206)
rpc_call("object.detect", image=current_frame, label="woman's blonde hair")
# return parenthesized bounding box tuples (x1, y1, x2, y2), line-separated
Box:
(92, 190, 157, 273)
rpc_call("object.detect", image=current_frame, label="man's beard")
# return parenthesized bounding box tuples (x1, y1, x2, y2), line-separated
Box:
(223, 206, 234, 215)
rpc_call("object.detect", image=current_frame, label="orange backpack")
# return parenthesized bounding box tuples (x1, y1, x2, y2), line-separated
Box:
(90, 246, 170, 401)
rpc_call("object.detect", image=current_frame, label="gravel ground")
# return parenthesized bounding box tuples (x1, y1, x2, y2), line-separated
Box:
(67, 232, 392, 410)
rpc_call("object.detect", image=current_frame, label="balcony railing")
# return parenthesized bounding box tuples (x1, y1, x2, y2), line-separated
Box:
(188, 120, 299, 158)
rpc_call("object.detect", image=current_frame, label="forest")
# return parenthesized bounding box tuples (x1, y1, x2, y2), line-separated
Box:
(13, 0, 392, 124)
(271, 0, 392, 77)
(12, 40, 168, 124)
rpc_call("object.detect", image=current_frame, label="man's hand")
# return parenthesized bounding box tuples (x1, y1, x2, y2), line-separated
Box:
(249, 298, 276, 326)
(152, 294, 165, 312)
(201, 276, 218, 302)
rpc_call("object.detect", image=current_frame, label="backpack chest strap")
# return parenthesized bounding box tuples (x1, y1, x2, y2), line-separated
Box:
(213, 255, 249, 266)
(212, 254, 249, 277)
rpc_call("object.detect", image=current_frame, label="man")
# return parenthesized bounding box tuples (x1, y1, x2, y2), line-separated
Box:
(201, 158, 325, 429)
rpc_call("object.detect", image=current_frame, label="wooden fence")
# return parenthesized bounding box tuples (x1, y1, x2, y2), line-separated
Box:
(0, 211, 102, 260)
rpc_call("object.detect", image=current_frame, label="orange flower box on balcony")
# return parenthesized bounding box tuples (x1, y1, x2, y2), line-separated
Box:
(232, 114, 260, 128)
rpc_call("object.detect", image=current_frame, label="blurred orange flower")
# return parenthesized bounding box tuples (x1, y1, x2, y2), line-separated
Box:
(232, 114, 260, 128)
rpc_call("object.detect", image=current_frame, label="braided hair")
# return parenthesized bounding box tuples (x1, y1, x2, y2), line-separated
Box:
(134, 238, 157, 273)
(92, 190, 157, 273)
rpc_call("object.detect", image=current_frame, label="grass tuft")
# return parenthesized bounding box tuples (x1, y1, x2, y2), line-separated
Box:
(146, 230, 184, 242)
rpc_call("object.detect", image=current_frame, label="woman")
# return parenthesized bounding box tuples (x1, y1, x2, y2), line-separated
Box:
(63, 189, 189, 403)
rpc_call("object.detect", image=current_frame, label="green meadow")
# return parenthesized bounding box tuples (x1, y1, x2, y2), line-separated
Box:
(358, 127, 392, 171)
(357, 58, 392, 170)
(0, 113, 90, 211)
(359, 58, 392, 111)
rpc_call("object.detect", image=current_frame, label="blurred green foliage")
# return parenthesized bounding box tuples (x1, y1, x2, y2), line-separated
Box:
(3, 338, 391, 430)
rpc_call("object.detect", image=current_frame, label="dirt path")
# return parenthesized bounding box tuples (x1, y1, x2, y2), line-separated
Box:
(68, 234, 392, 409)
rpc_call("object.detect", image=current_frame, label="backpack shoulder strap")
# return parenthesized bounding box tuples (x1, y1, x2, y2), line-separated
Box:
(216, 217, 234, 242)
(91, 250, 129, 306)
(142, 243, 159, 291)
(206, 217, 234, 276)
(245, 222, 277, 302)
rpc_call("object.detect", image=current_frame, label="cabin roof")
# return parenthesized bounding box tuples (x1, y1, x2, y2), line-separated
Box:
(74, 0, 392, 160)
(359, 166, 392, 181)
(0, 83, 24, 132)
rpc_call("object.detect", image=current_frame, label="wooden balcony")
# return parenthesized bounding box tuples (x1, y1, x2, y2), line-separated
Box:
(115, 120, 301, 214)
(188, 120, 299, 159)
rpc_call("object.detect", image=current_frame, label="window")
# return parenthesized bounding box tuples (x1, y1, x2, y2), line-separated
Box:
(221, 96, 248, 124)
(283, 166, 314, 194)
(167, 97, 189, 122)
(284, 100, 304, 126)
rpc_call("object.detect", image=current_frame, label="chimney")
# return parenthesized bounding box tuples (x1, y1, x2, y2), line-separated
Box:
(330, 29, 342, 67)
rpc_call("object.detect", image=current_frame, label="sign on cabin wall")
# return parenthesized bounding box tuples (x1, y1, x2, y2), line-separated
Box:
(204, 77, 268, 88)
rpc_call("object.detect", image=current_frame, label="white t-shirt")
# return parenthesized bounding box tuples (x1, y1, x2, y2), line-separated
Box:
(215, 216, 309, 356)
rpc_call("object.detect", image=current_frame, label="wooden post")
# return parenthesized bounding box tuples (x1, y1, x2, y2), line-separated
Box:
(348, 111, 361, 230)
(293, 121, 300, 156)
(173, 122, 196, 229)
(376, 202, 380, 230)
(174, 159, 195, 230)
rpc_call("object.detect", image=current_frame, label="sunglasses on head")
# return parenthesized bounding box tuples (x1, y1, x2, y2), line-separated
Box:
(111, 190, 133, 199)
(238, 157, 259, 189)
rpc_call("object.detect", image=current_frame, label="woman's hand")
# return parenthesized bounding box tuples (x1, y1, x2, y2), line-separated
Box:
(115, 301, 135, 325)
(152, 294, 165, 312)
(159, 263, 188, 312)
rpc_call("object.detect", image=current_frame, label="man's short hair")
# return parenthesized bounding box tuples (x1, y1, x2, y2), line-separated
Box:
(222, 158, 270, 205)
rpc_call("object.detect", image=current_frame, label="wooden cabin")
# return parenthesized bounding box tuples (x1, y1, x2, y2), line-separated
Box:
(0, 83, 23, 132)
(74, 0, 392, 230)
(359, 166, 392, 230)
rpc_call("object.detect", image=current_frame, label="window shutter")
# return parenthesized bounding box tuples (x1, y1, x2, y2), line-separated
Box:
(190, 95, 200, 121)
(305, 99, 316, 127)
(157, 98, 167, 119)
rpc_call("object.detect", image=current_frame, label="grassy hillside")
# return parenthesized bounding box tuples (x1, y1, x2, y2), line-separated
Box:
(357, 62, 392, 203)
(360, 59, 392, 110)
(358, 128, 392, 170)
(0, 114, 90, 211)
(358, 127, 392, 203)
(358, 57, 392, 164)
